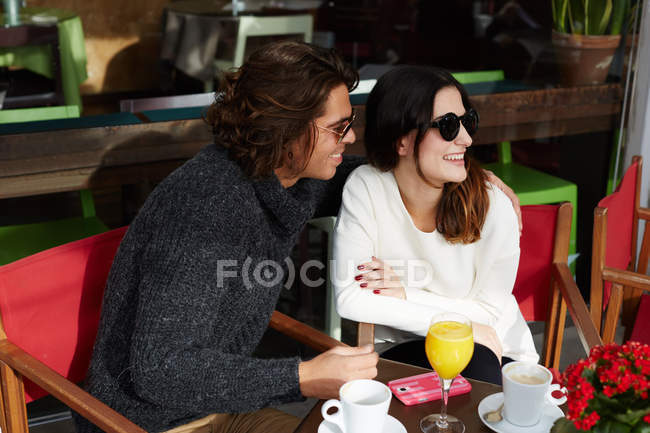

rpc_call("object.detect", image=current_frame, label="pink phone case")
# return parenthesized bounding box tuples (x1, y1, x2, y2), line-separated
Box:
(388, 372, 472, 406)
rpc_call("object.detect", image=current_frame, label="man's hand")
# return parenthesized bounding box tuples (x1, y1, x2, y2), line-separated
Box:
(484, 169, 522, 235)
(472, 322, 503, 363)
(298, 345, 379, 399)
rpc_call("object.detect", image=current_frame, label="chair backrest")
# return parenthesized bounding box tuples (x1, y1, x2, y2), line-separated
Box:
(591, 156, 649, 343)
(0, 227, 127, 403)
(217, 14, 313, 69)
(119, 92, 216, 112)
(596, 157, 640, 300)
(358, 203, 572, 368)
(629, 294, 650, 344)
(513, 205, 566, 322)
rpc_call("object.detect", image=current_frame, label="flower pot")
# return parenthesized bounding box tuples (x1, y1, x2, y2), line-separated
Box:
(551, 31, 622, 86)
(623, 33, 640, 79)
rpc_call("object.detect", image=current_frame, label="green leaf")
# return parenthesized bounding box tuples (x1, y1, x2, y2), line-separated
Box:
(594, 420, 633, 433)
(554, 0, 570, 32)
(551, 418, 582, 433)
(569, 0, 586, 33)
(614, 408, 650, 425)
(593, 393, 627, 414)
(610, 0, 630, 34)
(586, 0, 620, 35)
(632, 423, 650, 433)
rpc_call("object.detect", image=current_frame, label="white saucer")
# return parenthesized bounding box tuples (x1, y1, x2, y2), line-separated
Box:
(478, 392, 564, 433)
(318, 414, 406, 433)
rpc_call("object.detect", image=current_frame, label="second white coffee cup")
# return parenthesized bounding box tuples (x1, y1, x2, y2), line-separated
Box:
(321, 379, 391, 433)
(502, 361, 567, 427)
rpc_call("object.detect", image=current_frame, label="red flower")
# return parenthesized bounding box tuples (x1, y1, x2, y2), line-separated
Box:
(560, 342, 650, 431)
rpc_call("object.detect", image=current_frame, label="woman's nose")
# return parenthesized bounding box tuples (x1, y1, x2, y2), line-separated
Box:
(456, 124, 472, 148)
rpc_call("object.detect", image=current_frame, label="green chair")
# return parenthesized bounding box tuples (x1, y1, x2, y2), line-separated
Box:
(0, 106, 108, 265)
(0, 105, 79, 123)
(451, 70, 579, 266)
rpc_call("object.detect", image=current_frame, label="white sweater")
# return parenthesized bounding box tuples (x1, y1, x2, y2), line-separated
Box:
(333, 165, 539, 363)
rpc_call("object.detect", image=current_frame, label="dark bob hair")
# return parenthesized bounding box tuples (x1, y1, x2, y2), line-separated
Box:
(365, 66, 489, 244)
(206, 41, 358, 179)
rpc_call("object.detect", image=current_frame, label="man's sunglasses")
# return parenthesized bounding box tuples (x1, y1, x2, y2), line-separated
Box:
(430, 109, 479, 142)
(316, 110, 356, 145)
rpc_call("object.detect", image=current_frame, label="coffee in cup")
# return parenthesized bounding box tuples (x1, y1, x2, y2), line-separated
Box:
(321, 379, 391, 433)
(501, 362, 567, 427)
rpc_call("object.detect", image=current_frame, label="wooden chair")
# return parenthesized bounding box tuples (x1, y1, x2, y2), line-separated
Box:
(590, 155, 650, 344)
(0, 24, 64, 109)
(0, 228, 346, 433)
(357, 203, 601, 370)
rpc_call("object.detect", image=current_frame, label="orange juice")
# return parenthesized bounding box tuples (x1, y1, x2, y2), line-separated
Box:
(425, 320, 474, 380)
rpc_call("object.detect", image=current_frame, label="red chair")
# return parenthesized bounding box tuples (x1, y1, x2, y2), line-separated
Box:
(0, 228, 345, 433)
(590, 156, 650, 344)
(358, 203, 601, 370)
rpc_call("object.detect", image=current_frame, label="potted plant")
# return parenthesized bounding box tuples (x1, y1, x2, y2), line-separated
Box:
(551, 341, 650, 433)
(551, 0, 631, 85)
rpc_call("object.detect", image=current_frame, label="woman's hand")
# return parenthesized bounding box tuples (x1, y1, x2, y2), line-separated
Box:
(483, 169, 522, 235)
(472, 321, 503, 363)
(356, 256, 406, 299)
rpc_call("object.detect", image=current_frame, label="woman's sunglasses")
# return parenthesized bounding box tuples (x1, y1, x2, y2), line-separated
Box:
(430, 109, 479, 142)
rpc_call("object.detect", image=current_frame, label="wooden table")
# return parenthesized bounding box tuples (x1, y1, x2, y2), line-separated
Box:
(0, 84, 622, 200)
(294, 358, 499, 433)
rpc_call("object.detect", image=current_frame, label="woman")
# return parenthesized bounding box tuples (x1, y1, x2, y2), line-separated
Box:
(333, 66, 537, 384)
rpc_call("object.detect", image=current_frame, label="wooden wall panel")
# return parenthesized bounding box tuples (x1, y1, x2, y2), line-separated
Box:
(30, 0, 167, 94)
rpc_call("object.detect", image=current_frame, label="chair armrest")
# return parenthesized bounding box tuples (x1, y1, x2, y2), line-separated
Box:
(0, 340, 146, 433)
(602, 267, 650, 291)
(638, 207, 650, 221)
(269, 311, 348, 353)
(552, 263, 603, 352)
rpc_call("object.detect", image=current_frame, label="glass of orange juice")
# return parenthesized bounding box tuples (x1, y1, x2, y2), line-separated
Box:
(420, 313, 474, 433)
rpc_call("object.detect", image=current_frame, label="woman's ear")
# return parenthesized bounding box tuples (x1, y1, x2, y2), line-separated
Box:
(397, 130, 417, 156)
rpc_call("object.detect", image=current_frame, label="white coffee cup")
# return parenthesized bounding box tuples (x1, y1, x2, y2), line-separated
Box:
(502, 361, 567, 427)
(321, 379, 391, 433)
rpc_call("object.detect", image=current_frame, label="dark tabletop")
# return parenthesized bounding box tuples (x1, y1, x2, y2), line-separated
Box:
(294, 358, 500, 433)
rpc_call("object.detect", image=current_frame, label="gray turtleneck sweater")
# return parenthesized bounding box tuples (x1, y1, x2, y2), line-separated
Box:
(75, 143, 363, 432)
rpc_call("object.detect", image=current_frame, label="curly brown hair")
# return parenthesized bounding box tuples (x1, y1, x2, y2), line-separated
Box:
(206, 41, 358, 179)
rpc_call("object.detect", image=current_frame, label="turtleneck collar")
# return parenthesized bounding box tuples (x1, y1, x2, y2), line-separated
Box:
(252, 174, 316, 236)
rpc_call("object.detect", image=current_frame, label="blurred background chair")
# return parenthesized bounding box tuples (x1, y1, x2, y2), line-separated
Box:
(119, 92, 215, 112)
(590, 156, 650, 344)
(0, 228, 346, 432)
(0, 106, 108, 266)
(357, 203, 600, 371)
(306, 216, 339, 339)
(0, 24, 64, 109)
(214, 15, 313, 74)
(0, 105, 78, 123)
